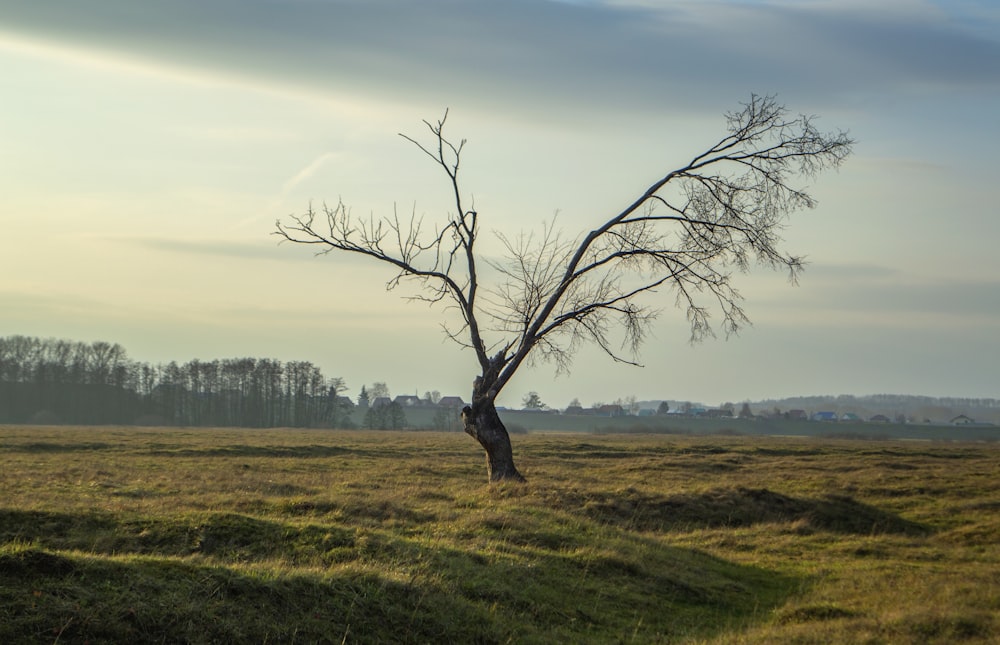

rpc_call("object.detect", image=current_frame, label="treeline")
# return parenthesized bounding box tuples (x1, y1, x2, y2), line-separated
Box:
(759, 393, 1000, 410)
(752, 393, 1000, 425)
(0, 335, 353, 428)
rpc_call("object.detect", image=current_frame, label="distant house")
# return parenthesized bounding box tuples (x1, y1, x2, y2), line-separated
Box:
(950, 414, 975, 426)
(786, 409, 807, 420)
(437, 396, 466, 408)
(596, 404, 625, 417)
(841, 413, 861, 422)
(563, 405, 586, 415)
(393, 395, 423, 407)
(371, 396, 391, 408)
(704, 408, 734, 419)
(869, 414, 891, 423)
(812, 411, 838, 422)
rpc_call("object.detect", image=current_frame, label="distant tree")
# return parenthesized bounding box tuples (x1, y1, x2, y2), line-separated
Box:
(368, 382, 390, 401)
(323, 377, 352, 428)
(363, 406, 379, 429)
(568, 397, 582, 409)
(364, 400, 408, 430)
(739, 402, 753, 419)
(276, 95, 852, 482)
(388, 401, 408, 429)
(423, 390, 442, 404)
(432, 405, 462, 432)
(357, 385, 370, 409)
(656, 401, 670, 416)
(522, 391, 545, 410)
(623, 395, 639, 416)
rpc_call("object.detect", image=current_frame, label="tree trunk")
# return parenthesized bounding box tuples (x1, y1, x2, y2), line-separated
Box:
(462, 379, 525, 483)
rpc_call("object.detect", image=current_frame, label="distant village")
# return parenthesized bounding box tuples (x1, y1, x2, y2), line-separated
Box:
(364, 394, 993, 427)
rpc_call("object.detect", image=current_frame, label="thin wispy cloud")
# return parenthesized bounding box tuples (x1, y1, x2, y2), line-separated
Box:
(281, 153, 339, 196)
(116, 237, 300, 262)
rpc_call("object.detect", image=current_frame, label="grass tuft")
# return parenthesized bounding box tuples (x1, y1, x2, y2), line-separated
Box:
(776, 603, 861, 624)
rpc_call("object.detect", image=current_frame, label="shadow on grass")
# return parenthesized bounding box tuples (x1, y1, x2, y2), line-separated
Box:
(145, 444, 356, 458)
(0, 509, 357, 562)
(0, 545, 498, 644)
(3, 441, 356, 459)
(0, 541, 798, 645)
(1, 506, 801, 643)
(4, 441, 115, 453)
(580, 486, 932, 536)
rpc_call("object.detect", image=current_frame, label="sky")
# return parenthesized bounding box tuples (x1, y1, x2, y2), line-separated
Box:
(1, 0, 999, 409)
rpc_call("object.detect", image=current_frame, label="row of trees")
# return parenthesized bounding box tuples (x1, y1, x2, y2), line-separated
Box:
(0, 335, 353, 428)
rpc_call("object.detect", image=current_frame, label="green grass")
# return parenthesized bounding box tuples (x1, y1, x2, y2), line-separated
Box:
(1, 427, 997, 643)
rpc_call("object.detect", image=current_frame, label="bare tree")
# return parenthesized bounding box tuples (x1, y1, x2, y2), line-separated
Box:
(275, 95, 852, 482)
(522, 391, 546, 410)
(623, 395, 640, 417)
(368, 382, 391, 401)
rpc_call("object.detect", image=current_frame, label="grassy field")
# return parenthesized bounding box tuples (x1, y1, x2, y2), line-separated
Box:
(1, 426, 997, 644)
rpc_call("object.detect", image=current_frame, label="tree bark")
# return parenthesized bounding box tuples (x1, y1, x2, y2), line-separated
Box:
(462, 376, 525, 483)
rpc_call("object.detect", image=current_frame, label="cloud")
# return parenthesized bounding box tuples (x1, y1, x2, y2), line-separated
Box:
(109, 236, 330, 264)
(803, 262, 895, 277)
(0, 290, 114, 320)
(125, 237, 285, 259)
(761, 268, 1000, 325)
(836, 279, 1000, 319)
(169, 124, 300, 144)
(116, 236, 394, 272)
(282, 153, 339, 195)
(2, 0, 996, 123)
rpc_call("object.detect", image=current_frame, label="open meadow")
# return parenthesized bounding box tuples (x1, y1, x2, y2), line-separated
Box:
(1, 425, 998, 644)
